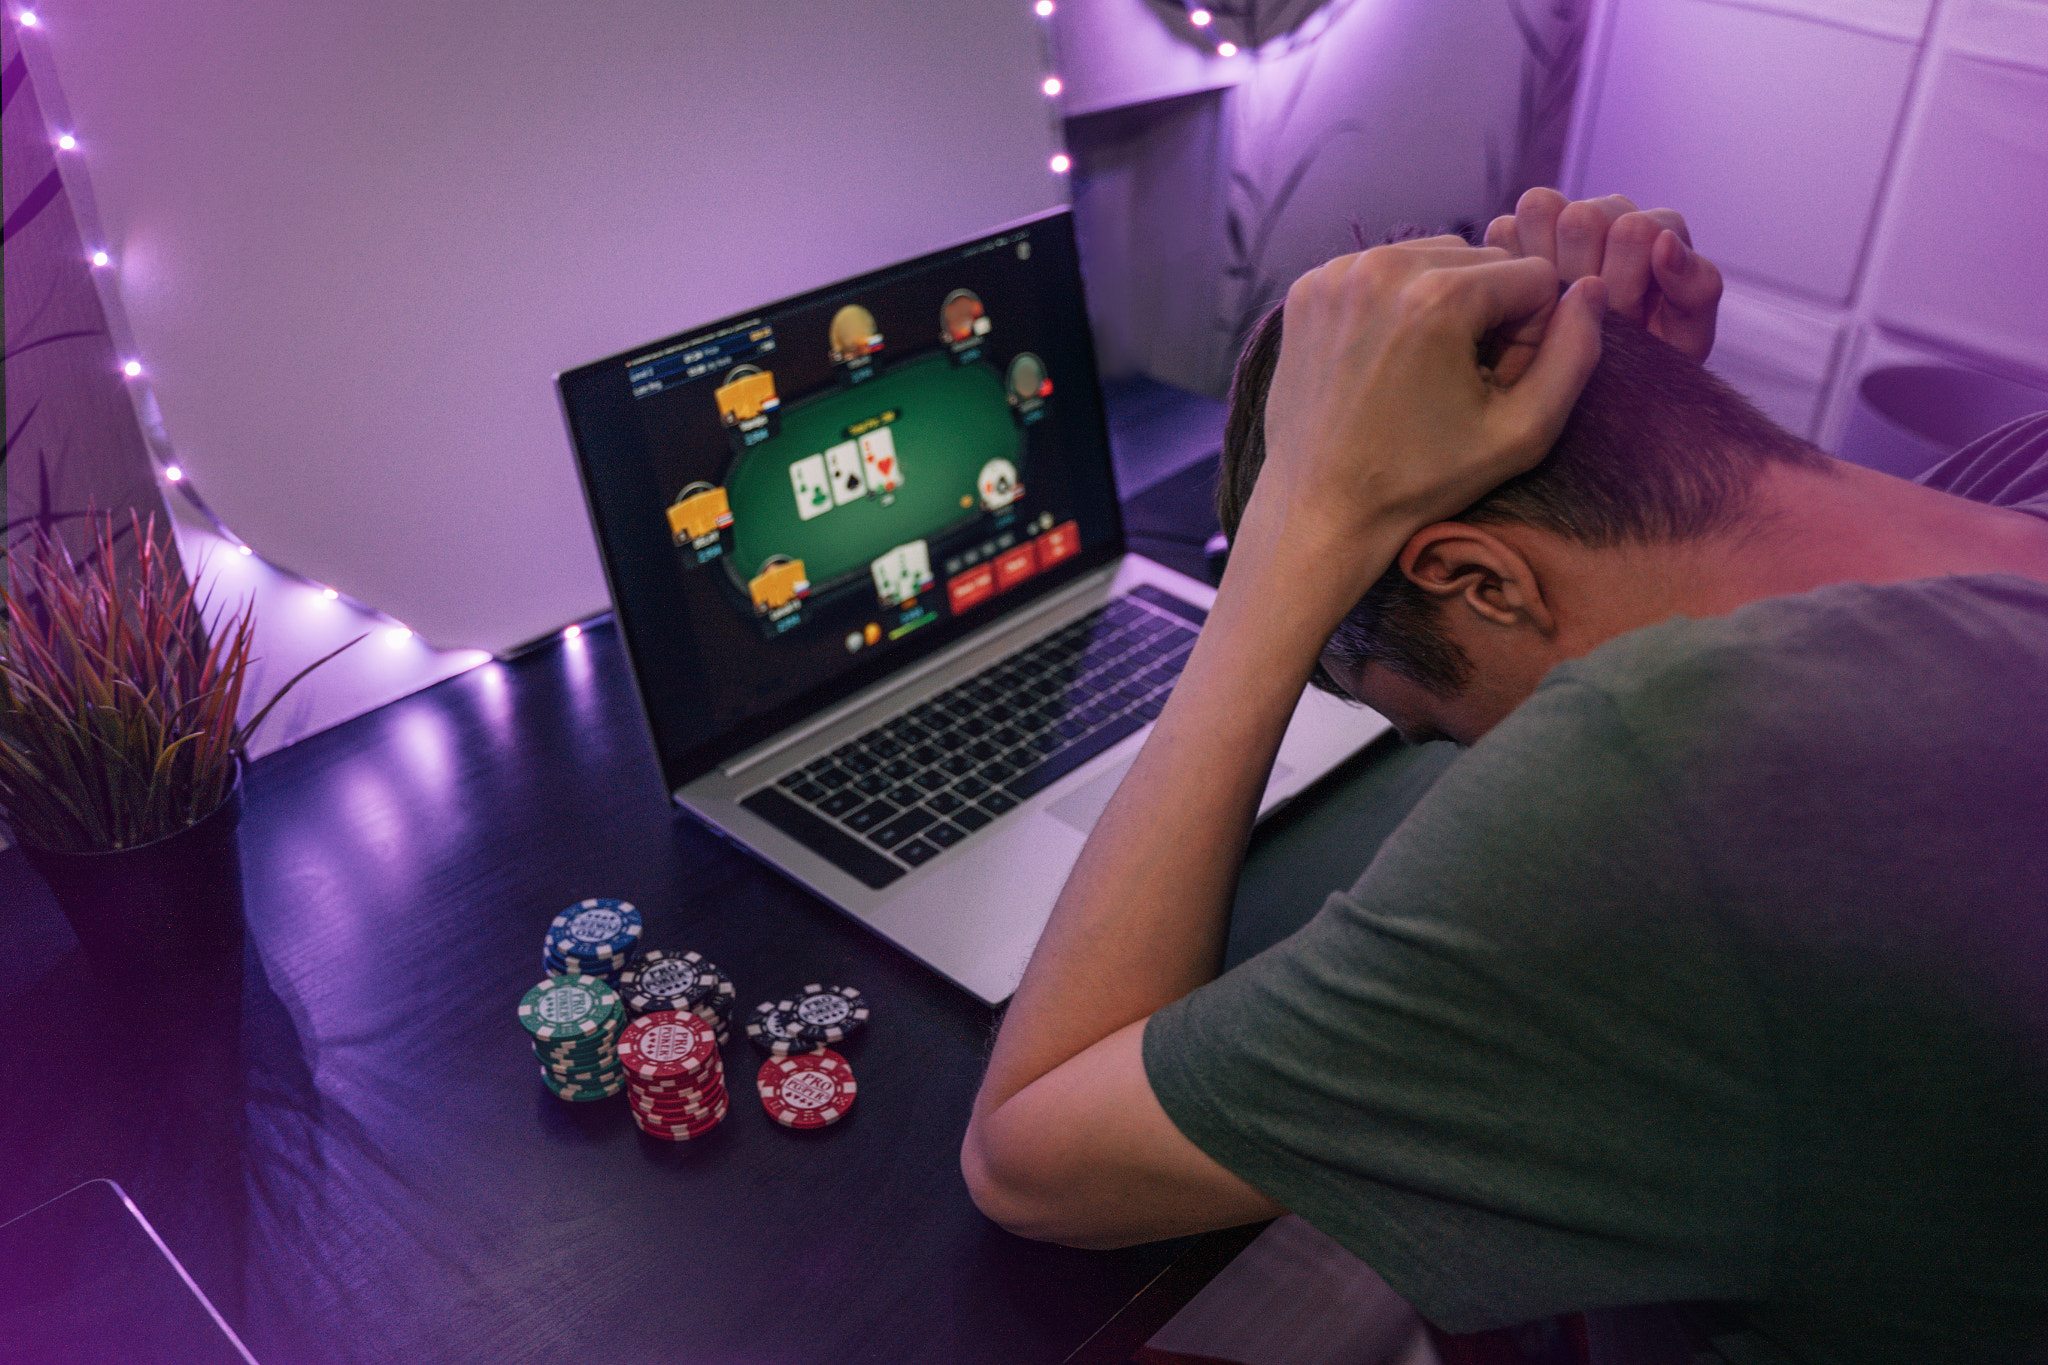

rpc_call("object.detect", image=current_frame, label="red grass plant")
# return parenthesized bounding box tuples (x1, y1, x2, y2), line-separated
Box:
(1, 512, 357, 853)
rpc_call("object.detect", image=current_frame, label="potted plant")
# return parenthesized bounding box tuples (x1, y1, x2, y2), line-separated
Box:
(1, 511, 356, 992)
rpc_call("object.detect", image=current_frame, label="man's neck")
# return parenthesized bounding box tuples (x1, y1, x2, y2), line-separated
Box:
(1546, 458, 2048, 650)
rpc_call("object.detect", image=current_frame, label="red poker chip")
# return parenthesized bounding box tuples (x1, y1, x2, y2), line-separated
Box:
(757, 1048, 857, 1129)
(617, 1011, 718, 1080)
(634, 1100, 728, 1140)
(632, 1091, 727, 1121)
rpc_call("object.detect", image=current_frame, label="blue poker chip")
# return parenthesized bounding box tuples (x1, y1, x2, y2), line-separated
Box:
(545, 898, 643, 957)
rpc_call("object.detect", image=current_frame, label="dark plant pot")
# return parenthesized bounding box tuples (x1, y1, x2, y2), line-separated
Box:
(19, 767, 247, 1000)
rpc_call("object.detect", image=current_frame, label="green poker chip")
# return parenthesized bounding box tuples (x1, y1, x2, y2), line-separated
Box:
(518, 975, 621, 1041)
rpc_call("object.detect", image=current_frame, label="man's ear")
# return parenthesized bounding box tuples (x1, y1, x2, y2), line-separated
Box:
(1398, 523, 1556, 635)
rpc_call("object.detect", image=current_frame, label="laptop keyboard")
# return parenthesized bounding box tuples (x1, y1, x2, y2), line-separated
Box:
(740, 584, 1205, 888)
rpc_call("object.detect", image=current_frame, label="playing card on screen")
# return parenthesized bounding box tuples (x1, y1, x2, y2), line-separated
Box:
(826, 441, 867, 506)
(790, 454, 832, 521)
(859, 428, 902, 493)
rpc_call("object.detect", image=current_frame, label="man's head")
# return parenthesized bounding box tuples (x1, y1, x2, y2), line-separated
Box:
(1218, 298, 1831, 741)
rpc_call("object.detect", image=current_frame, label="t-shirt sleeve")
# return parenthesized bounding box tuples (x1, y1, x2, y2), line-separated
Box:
(1915, 410, 2048, 520)
(1143, 679, 1778, 1332)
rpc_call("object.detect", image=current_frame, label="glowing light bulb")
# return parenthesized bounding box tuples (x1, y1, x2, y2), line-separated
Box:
(123, 360, 143, 377)
(237, 544, 254, 556)
(1050, 153, 1071, 174)
(91, 250, 110, 267)
(321, 587, 340, 600)
(20, 12, 39, 27)
(57, 133, 76, 150)
(564, 623, 583, 640)
(1217, 41, 1238, 56)
(1042, 76, 1062, 96)
(164, 465, 184, 482)
(390, 626, 414, 643)
(1034, 0, 1054, 15)
(1190, 8, 1212, 25)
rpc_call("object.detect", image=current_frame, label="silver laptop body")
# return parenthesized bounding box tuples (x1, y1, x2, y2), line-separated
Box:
(559, 209, 1388, 1004)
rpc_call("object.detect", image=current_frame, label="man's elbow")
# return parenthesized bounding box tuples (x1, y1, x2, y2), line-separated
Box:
(959, 1117, 1130, 1249)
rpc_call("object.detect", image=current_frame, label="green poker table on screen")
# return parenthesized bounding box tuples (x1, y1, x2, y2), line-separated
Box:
(722, 351, 1024, 597)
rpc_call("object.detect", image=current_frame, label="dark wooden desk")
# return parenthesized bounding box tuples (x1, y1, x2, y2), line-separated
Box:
(1, 430, 1458, 1364)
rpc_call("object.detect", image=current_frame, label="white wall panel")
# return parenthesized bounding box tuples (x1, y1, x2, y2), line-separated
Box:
(1573, 0, 1917, 303)
(1705, 282, 1845, 438)
(35, 0, 1063, 653)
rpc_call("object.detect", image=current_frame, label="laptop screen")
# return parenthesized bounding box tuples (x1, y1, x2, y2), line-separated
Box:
(558, 209, 1126, 791)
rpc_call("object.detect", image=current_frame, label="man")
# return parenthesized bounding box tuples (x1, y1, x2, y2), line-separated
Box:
(961, 189, 2048, 1363)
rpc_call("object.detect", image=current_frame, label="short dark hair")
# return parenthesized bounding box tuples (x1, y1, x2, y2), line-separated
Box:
(1217, 302, 1832, 696)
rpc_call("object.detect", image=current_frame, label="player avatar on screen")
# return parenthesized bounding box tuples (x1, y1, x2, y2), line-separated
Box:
(829, 305, 882, 363)
(667, 483, 733, 544)
(749, 556, 810, 613)
(715, 367, 780, 425)
(977, 458, 1022, 512)
(941, 290, 989, 343)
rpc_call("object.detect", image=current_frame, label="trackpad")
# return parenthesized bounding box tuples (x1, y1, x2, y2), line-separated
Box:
(1048, 755, 1294, 833)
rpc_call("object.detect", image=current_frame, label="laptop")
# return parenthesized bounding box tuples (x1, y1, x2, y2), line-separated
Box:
(556, 208, 1389, 1004)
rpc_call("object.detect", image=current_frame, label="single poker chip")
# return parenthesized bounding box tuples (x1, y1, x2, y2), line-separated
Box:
(620, 949, 723, 1014)
(518, 976, 621, 1041)
(746, 1000, 824, 1057)
(617, 1011, 719, 1081)
(757, 1049, 857, 1129)
(786, 984, 869, 1044)
(634, 1094, 729, 1134)
(546, 898, 644, 957)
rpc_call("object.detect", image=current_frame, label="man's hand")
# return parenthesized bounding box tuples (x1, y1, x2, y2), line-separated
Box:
(1246, 237, 1606, 616)
(1486, 188, 1721, 365)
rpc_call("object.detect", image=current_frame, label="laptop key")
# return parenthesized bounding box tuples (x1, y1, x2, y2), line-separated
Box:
(939, 754, 974, 776)
(818, 788, 864, 817)
(895, 837, 941, 867)
(925, 821, 966, 848)
(928, 790, 966, 815)
(853, 772, 889, 796)
(790, 780, 828, 803)
(871, 807, 938, 848)
(843, 799, 896, 832)
(951, 806, 993, 832)
(979, 791, 1019, 816)
(740, 788, 903, 890)
(912, 770, 949, 792)
(815, 766, 854, 790)
(885, 782, 922, 807)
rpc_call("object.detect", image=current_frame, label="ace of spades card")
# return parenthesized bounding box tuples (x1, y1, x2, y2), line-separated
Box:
(858, 427, 902, 495)
(789, 454, 832, 521)
(825, 441, 868, 506)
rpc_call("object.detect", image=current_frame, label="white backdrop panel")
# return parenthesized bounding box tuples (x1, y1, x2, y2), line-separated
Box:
(42, 0, 1064, 652)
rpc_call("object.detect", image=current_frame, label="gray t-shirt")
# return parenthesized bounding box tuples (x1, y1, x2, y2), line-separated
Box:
(1146, 424, 2048, 1365)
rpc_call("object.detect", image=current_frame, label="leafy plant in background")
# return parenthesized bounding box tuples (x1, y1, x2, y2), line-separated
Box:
(0, 512, 358, 853)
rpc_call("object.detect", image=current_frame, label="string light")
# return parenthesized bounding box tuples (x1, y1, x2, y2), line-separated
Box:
(237, 544, 254, 556)
(1042, 75, 1062, 97)
(1049, 153, 1071, 173)
(564, 623, 583, 640)
(1217, 41, 1239, 56)
(322, 587, 340, 600)
(1190, 8, 1213, 25)
(91, 249, 110, 267)
(123, 360, 143, 377)
(389, 626, 414, 644)
(56, 132, 76, 150)
(164, 464, 184, 482)
(1034, 0, 1054, 15)
(19, 11, 39, 27)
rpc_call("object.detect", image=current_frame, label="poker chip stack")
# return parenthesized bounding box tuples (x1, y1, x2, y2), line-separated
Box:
(619, 948, 738, 1044)
(543, 898, 644, 983)
(747, 983, 869, 1057)
(757, 1048, 858, 1129)
(519, 975, 627, 1101)
(617, 1010, 729, 1140)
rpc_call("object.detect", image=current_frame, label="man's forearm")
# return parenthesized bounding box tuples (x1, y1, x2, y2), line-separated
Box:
(970, 515, 1400, 1126)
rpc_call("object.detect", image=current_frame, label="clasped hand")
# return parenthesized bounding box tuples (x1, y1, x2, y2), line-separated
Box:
(1235, 237, 1607, 612)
